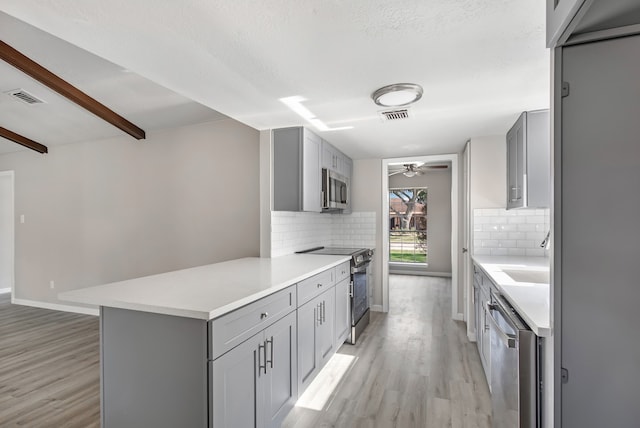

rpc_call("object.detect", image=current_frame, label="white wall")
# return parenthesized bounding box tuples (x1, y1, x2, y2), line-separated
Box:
(469, 135, 506, 209)
(0, 119, 260, 308)
(0, 171, 13, 293)
(352, 159, 384, 308)
(389, 168, 452, 274)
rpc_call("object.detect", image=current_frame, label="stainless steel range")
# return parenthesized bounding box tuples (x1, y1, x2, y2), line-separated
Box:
(296, 247, 374, 345)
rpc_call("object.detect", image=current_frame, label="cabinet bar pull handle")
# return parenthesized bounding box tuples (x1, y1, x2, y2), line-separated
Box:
(321, 301, 326, 323)
(266, 337, 274, 369)
(261, 312, 269, 319)
(316, 306, 321, 325)
(258, 343, 266, 375)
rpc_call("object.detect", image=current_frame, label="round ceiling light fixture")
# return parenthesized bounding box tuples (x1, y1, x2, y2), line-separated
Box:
(371, 83, 423, 107)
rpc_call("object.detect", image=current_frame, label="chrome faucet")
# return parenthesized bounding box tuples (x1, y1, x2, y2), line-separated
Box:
(540, 230, 551, 249)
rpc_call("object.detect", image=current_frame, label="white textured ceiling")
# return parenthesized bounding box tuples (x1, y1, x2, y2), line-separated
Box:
(0, 0, 550, 159)
(0, 12, 226, 155)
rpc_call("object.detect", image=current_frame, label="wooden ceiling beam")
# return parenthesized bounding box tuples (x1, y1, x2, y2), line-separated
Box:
(0, 126, 48, 153)
(0, 40, 146, 140)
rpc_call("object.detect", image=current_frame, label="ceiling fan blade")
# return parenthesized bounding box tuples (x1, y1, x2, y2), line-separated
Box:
(424, 165, 449, 169)
(388, 170, 406, 176)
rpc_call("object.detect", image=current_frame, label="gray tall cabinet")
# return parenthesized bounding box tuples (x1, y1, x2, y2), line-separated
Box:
(549, 1, 640, 427)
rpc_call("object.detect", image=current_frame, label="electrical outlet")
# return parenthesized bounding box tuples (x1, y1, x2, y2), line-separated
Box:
(50, 280, 55, 289)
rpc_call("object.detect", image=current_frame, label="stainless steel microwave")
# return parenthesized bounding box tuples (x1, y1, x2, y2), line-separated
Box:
(321, 168, 348, 210)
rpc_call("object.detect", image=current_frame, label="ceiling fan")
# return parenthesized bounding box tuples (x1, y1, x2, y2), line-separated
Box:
(388, 163, 448, 177)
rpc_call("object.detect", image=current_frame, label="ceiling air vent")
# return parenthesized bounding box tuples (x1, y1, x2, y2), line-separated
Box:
(379, 108, 410, 121)
(4, 89, 45, 105)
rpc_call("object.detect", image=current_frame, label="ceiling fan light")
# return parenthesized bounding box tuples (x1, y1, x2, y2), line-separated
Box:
(372, 83, 423, 107)
(403, 170, 417, 177)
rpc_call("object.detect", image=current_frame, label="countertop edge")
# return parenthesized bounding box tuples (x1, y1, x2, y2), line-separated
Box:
(59, 255, 352, 321)
(472, 255, 552, 337)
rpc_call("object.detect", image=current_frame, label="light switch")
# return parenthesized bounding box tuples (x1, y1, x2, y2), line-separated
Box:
(20, 214, 25, 224)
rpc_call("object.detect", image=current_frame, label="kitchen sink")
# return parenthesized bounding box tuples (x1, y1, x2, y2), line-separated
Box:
(502, 268, 549, 284)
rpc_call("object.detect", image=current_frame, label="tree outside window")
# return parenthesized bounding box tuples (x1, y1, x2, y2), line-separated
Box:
(389, 188, 427, 264)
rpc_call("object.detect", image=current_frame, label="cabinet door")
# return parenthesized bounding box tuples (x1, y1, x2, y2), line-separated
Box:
(480, 289, 491, 385)
(297, 298, 319, 392)
(322, 141, 334, 170)
(342, 157, 353, 214)
(302, 130, 321, 212)
(318, 288, 335, 367)
(334, 278, 351, 346)
(506, 113, 526, 209)
(211, 333, 263, 428)
(263, 311, 297, 428)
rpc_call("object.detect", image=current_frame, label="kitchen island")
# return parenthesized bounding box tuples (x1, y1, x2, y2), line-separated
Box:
(60, 254, 351, 428)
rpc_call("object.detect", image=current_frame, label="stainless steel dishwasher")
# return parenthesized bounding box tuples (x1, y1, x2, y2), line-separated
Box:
(486, 292, 538, 428)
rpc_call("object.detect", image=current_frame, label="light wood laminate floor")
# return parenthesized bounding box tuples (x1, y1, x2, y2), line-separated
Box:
(0, 293, 100, 427)
(283, 275, 491, 428)
(0, 275, 490, 427)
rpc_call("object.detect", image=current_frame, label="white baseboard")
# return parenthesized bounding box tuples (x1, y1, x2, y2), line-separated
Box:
(12, 298, 99, 316)
(388, 269, 452, 277)
(0, 288, 11, 294)
(370, 304, 384, 312)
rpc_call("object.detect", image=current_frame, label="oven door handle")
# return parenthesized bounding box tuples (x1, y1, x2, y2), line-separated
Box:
(485, 301, 517, 349)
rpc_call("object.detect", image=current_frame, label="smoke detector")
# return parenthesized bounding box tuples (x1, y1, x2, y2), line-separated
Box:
(4, 88, 45, 105)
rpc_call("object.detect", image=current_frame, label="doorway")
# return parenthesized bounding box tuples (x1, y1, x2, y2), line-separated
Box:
(0, 170, 14, 296)
(381, 155, 460, 318)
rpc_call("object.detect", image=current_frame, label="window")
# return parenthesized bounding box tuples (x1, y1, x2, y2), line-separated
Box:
(389, 188, 427, 264)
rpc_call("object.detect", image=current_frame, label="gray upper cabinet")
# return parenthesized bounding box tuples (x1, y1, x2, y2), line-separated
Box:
(273, 127, 321, 212)
(322, 139, 353, 178)
(506, 109, 550, 209)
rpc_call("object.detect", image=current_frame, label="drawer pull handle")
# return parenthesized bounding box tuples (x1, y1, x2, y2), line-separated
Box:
(317, 283, 323, 288)
(260, 312, 269, 319)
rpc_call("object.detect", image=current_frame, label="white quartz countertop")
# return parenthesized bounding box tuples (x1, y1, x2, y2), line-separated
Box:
(472, 255, 551, 337)
(59, 254, 351, 320)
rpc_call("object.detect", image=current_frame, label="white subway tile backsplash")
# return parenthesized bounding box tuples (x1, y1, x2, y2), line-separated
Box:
(526, 248, 545, 257)
(490, 232, 509, 240)
(517, 240, 535, 248)
(508, 248, 526, 256)
(491, 248, 509, 256)
(507, 216, 527, 224)
(517, 224, 536, 232)
(475, 232, 491, 240)
(474, 208, 549, 258)
(508, 232, 526, 240)
(271, 211, 376, 256)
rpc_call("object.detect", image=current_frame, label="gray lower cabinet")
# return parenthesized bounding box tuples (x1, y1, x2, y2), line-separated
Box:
(473, 264, 492, 387)
(100, 266, 347, 428)
(334, 277, 351, 345)
(211, 310, 297, 428)
(297, 287, 335, 393)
